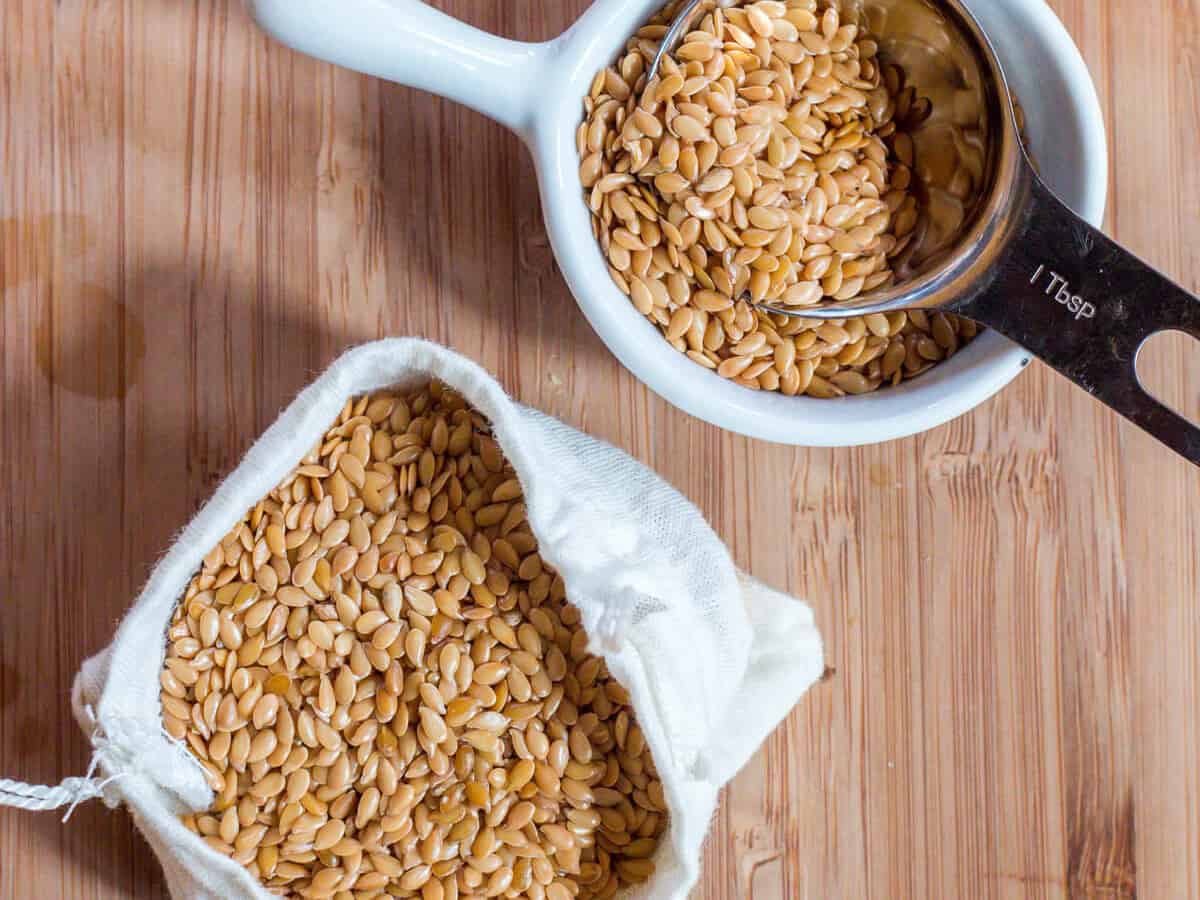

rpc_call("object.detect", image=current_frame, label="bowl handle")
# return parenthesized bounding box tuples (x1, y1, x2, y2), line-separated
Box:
(245, 0, 552, 136)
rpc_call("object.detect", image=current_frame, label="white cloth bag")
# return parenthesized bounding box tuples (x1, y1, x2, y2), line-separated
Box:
(0, 338, 824, 899)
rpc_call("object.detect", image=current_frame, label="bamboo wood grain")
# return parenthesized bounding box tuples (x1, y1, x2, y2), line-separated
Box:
(1, 1, 1198, 897)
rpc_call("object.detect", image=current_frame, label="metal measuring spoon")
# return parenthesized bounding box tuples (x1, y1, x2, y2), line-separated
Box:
(654, 0, 1200, 463)
(646, 0, 714, 84)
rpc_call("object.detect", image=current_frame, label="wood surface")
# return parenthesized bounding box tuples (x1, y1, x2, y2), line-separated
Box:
(1, 0, 1198, 897)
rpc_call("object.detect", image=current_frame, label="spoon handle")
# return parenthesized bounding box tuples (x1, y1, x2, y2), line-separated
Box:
(958, 174, 1200, 465)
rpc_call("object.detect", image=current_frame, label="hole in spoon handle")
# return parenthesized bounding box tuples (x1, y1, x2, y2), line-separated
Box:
(959, 174, 1200, 465)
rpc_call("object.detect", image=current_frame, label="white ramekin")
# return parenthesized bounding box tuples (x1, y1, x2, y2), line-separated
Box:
(245, 0, 1108, 446)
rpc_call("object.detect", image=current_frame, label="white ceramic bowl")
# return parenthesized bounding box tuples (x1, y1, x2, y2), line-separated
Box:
(247, 0, 1108, 445)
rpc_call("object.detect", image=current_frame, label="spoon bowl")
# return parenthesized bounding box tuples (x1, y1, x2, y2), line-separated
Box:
(735, 0, 1200, 462)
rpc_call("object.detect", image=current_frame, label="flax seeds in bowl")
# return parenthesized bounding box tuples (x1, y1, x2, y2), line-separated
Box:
(579, 0, 979, 398)
(160, 384, 666, 899)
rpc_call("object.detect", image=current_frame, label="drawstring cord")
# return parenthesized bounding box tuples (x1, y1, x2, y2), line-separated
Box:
(0, 706, 126, 821)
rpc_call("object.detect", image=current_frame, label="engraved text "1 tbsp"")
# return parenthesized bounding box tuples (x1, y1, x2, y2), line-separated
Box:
(1029, 265, 1096, 321)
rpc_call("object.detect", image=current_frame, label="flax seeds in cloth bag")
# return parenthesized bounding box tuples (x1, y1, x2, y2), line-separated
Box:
(0, 339, 824, 899)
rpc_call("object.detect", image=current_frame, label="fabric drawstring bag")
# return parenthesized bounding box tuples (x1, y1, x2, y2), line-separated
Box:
(0, 338, 824, 899)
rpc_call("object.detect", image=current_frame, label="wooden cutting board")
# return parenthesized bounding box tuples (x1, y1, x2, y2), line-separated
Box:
(0, 1, 1197, 897)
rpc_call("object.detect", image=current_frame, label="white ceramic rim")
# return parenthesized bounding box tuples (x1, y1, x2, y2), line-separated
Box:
(532, 0, 1109, 446)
